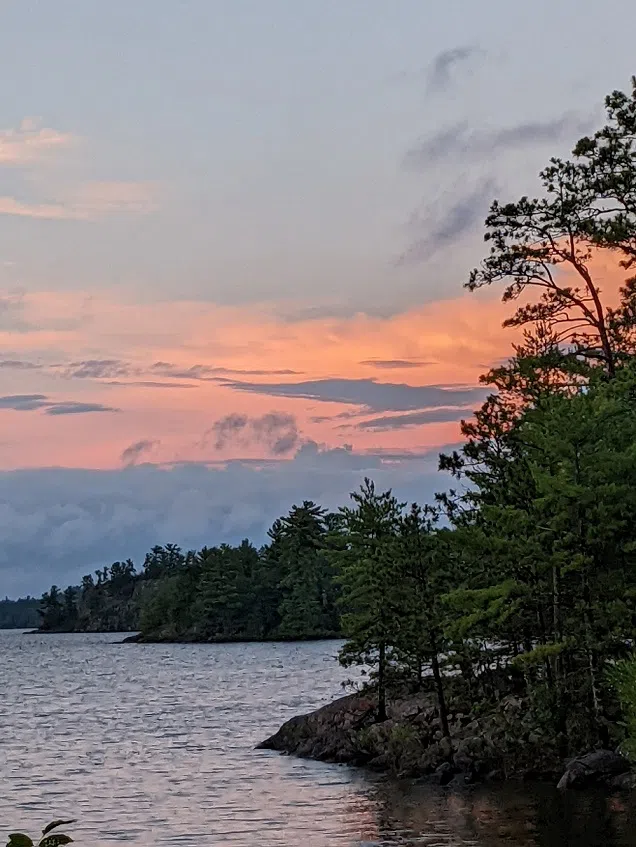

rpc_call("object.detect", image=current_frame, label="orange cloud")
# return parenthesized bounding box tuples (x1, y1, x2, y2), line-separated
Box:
(0, 250, 630, 470)
(0, 286, 516, 469)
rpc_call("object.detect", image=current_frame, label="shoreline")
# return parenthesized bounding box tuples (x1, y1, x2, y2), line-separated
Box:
(257, 685, 636, 792)
(26, 628, 344, 645)
(123, 632, 343, 644)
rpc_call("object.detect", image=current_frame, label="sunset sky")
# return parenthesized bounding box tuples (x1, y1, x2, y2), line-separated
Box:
(2, 0, 636, 594)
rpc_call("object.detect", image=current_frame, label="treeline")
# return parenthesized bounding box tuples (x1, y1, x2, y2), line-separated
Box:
(0, 596, 40, 629)
(37, 79, 636, 758)
(38, 505, 342, 640)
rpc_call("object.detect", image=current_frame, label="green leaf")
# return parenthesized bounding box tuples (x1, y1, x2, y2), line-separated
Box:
(39, 837, 73, 847)
(41, 823, 75, 837)
(7, 835, 34, 847)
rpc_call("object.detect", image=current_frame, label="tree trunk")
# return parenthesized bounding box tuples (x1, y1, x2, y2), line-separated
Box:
(431, 649, 450, 738)
(377, 641, 387, 722)
(416, 653, 424, 691)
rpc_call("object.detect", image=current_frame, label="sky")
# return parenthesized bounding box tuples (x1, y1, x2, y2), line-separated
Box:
(1, 0, 636, 595)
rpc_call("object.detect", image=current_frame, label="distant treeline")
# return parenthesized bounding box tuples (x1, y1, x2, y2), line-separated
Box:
(0, 596, 40, 629)
(38, 502, 342, 640)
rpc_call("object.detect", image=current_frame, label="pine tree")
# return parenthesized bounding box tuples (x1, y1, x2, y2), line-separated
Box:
(338, 479, 406, 722)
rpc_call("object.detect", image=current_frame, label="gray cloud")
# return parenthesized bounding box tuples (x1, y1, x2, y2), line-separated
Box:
(427, 45, 485, 92)
(0, 394, 119, 415)
(0, 356, 299, 387)
(404, 113, 594, 168)
(121, 439, 160, 467)
(0, 394, 49, 411)
(0, 359, 41, 371)
(151, 362, 300, 380)
(310, 410, 360, 424)
(354, 407, 472, 431)
(45, 401, 120, 416)
(63, 359, 131, 379)
(221, 377, 486, 413)
(251, 412, 299, 455)
(399, 178, 497, 264)
(0, 444, 453, 596)
(210, 411, 300, 455)
(105, 380, 197, 389)
(211, 413, 249, 449)
(360, 359, 431, 370)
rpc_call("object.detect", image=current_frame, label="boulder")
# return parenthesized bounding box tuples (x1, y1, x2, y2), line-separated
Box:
(432, 761, 455, 786)
(607, 771, 635, 791)
(557, 750, 630, 790)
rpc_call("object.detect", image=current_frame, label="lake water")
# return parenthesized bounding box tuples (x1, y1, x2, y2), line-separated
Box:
(1, 630, 635, 846)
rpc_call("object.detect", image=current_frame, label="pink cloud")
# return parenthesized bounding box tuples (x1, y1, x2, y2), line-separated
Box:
(0, 182, 159, 221)
(0, 286, 515, 469)
(0, 119, 77, 166)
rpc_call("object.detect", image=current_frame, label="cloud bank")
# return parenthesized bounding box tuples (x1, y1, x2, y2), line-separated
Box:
(0, 445, 453, 596)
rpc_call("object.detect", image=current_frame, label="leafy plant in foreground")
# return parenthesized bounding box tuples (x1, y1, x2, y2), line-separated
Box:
(6, 820, 75, 847)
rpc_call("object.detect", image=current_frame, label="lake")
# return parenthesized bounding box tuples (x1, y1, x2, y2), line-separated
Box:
(2, 630, 635, 846)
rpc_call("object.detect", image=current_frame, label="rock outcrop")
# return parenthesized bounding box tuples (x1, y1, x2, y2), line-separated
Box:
(260, 686, 636, 790)
(557, 750, 631, 790)
(258, 686, 565, 782)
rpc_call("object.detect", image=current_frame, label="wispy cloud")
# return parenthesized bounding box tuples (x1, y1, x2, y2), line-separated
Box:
(45, 401, 119, 416)
(0, 393, 118, 415)
(62, 359, 132, 379)
(0, 197, 86, 221)
(399, 178, 497, 265)
(121, 438, 160, 467)
(426, 45, 485, 92)
(106, 380, 197, 389)
(0, 181, 159, 222)
(0, 119, 77, 166)
(219, 377, 487, 413)
(0, 359, 41, 370)
(0, 394, 49, 411)
(354, 407, 472, 431)
(73, 180, 160, 216)
(404, 113, 594, 169)
(360, 359, 431, 370)
(151, 362, 300, 380)
(0, 118, 158, 222)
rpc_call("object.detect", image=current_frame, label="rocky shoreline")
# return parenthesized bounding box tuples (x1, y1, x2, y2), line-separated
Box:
(258, 686, 635, 791)
(121, 632, 341, 643)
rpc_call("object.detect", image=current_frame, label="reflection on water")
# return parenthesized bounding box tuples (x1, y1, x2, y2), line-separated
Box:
(365, 780, 635, 845)
(1, 631, 634, 846)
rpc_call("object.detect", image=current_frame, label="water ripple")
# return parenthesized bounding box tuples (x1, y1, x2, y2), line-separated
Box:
(2, 631, 634, 846)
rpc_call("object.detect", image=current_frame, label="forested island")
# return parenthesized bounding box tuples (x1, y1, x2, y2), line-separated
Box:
(36, 514, 341, 641)
(24, 79, 636, 787)
(0, 596, 40, 629)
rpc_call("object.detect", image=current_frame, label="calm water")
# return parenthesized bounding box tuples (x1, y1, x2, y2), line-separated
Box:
(1, 631, 635, 846)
